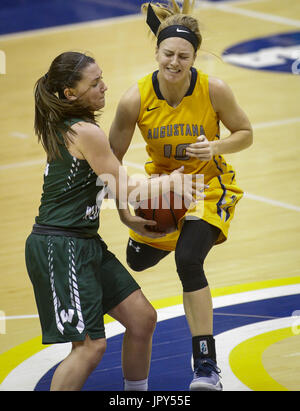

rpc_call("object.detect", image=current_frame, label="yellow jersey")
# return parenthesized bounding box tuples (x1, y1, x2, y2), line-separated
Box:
(129, 68, 243, 250)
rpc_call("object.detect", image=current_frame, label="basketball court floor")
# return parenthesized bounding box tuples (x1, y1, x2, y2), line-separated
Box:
(0, 0, 300, 391)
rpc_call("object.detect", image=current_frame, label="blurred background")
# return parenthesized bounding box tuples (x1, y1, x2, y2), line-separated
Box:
(0, 0, 299, 391)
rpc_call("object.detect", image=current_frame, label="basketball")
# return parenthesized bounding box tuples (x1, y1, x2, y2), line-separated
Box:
(135, 192, 188, 233)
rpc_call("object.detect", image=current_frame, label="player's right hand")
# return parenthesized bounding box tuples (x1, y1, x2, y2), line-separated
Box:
(124, 215, 166, 238)
(169, 166, 207, 208)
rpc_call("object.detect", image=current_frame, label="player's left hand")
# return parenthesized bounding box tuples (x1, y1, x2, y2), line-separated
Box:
(186, 135, 214, 161)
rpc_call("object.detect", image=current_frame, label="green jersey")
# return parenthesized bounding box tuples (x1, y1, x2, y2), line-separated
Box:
(35, 119, 106, 236)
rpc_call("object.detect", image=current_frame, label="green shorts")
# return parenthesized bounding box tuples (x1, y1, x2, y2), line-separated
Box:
(25, 233, 140, 344)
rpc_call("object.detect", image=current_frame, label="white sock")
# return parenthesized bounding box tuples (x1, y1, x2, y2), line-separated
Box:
(124, 378, 148, 391)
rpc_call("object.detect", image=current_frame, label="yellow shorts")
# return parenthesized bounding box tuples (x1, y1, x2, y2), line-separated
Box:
(129, 169, 243, 251)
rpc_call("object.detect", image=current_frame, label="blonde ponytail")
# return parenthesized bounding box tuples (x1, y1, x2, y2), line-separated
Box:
(141, 1, 202, 51)
(142, 0, 195, 18)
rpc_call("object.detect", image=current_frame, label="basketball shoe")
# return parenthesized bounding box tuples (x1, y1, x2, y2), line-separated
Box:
(189, 358, 223, 391)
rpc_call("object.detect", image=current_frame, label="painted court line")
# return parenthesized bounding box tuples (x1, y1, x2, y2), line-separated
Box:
(1, 118, 300, 213)
(1, 117, 300, 172)
(0, 0, 298, 42)
(243, 192, 300, 212)
(0, 13, 142, 41)
(1, 284, 299, 391)
(200, 0, 300, 28)
(0, 155, 299, 212)
(0, 158, 46, 171)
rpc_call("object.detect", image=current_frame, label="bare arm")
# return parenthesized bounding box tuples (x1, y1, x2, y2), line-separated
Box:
(70, 122, 163, 236)
(109, 83, 140, 162)
(210, 77, 253, 154)
(72, 122, 130, 198)
(71, 124, 194, 203)
(70, 122, 202, 235)
(186, 77, 253, 160)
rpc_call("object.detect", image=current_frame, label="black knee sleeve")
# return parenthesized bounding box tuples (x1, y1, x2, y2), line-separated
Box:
(175, 220, 220, 292)
(126, 238, 170, 272)
(176, 257, 208, 292)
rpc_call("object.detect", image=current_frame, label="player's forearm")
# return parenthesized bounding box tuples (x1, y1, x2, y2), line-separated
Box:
(115, 174, 178, 210)
(116, 203, 134, 223)
(126, 175, 171, 206)
(211, 129, 253, 155)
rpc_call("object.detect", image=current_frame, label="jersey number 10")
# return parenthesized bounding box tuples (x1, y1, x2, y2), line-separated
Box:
(164, 143, 190, 160)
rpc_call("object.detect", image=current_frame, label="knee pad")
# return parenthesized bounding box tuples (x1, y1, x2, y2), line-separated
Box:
(176, 258, 208, 292)
(126, 238, 169, 272)
(126, 259, 146, 272)
(126, 239, 148, 271)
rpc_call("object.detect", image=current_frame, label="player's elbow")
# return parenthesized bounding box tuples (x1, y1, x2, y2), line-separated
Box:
(238, 125, 253, 150)
(244, 127, 253, 148)
(109, 141, 124, 163)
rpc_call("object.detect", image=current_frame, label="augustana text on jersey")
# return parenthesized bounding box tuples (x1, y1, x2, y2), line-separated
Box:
(146, 123, 210, 139)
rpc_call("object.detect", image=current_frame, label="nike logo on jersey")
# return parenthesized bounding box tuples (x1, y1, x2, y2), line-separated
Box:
(147, 106, 160, 111)
(176, 28, 190, 33)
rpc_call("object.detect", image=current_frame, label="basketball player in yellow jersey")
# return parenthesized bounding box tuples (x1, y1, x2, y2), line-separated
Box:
(109, 0, 253, 391)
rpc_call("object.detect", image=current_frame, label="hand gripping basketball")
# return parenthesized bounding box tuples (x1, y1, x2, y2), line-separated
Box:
(135, 167, 206, 234)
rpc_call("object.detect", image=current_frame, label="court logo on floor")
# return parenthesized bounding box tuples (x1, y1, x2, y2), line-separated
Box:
(222, 31, 300, 74)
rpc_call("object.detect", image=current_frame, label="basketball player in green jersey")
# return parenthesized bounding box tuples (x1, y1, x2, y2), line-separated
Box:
(25, 51, 200, 391)
(109, 1, 253, 391)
